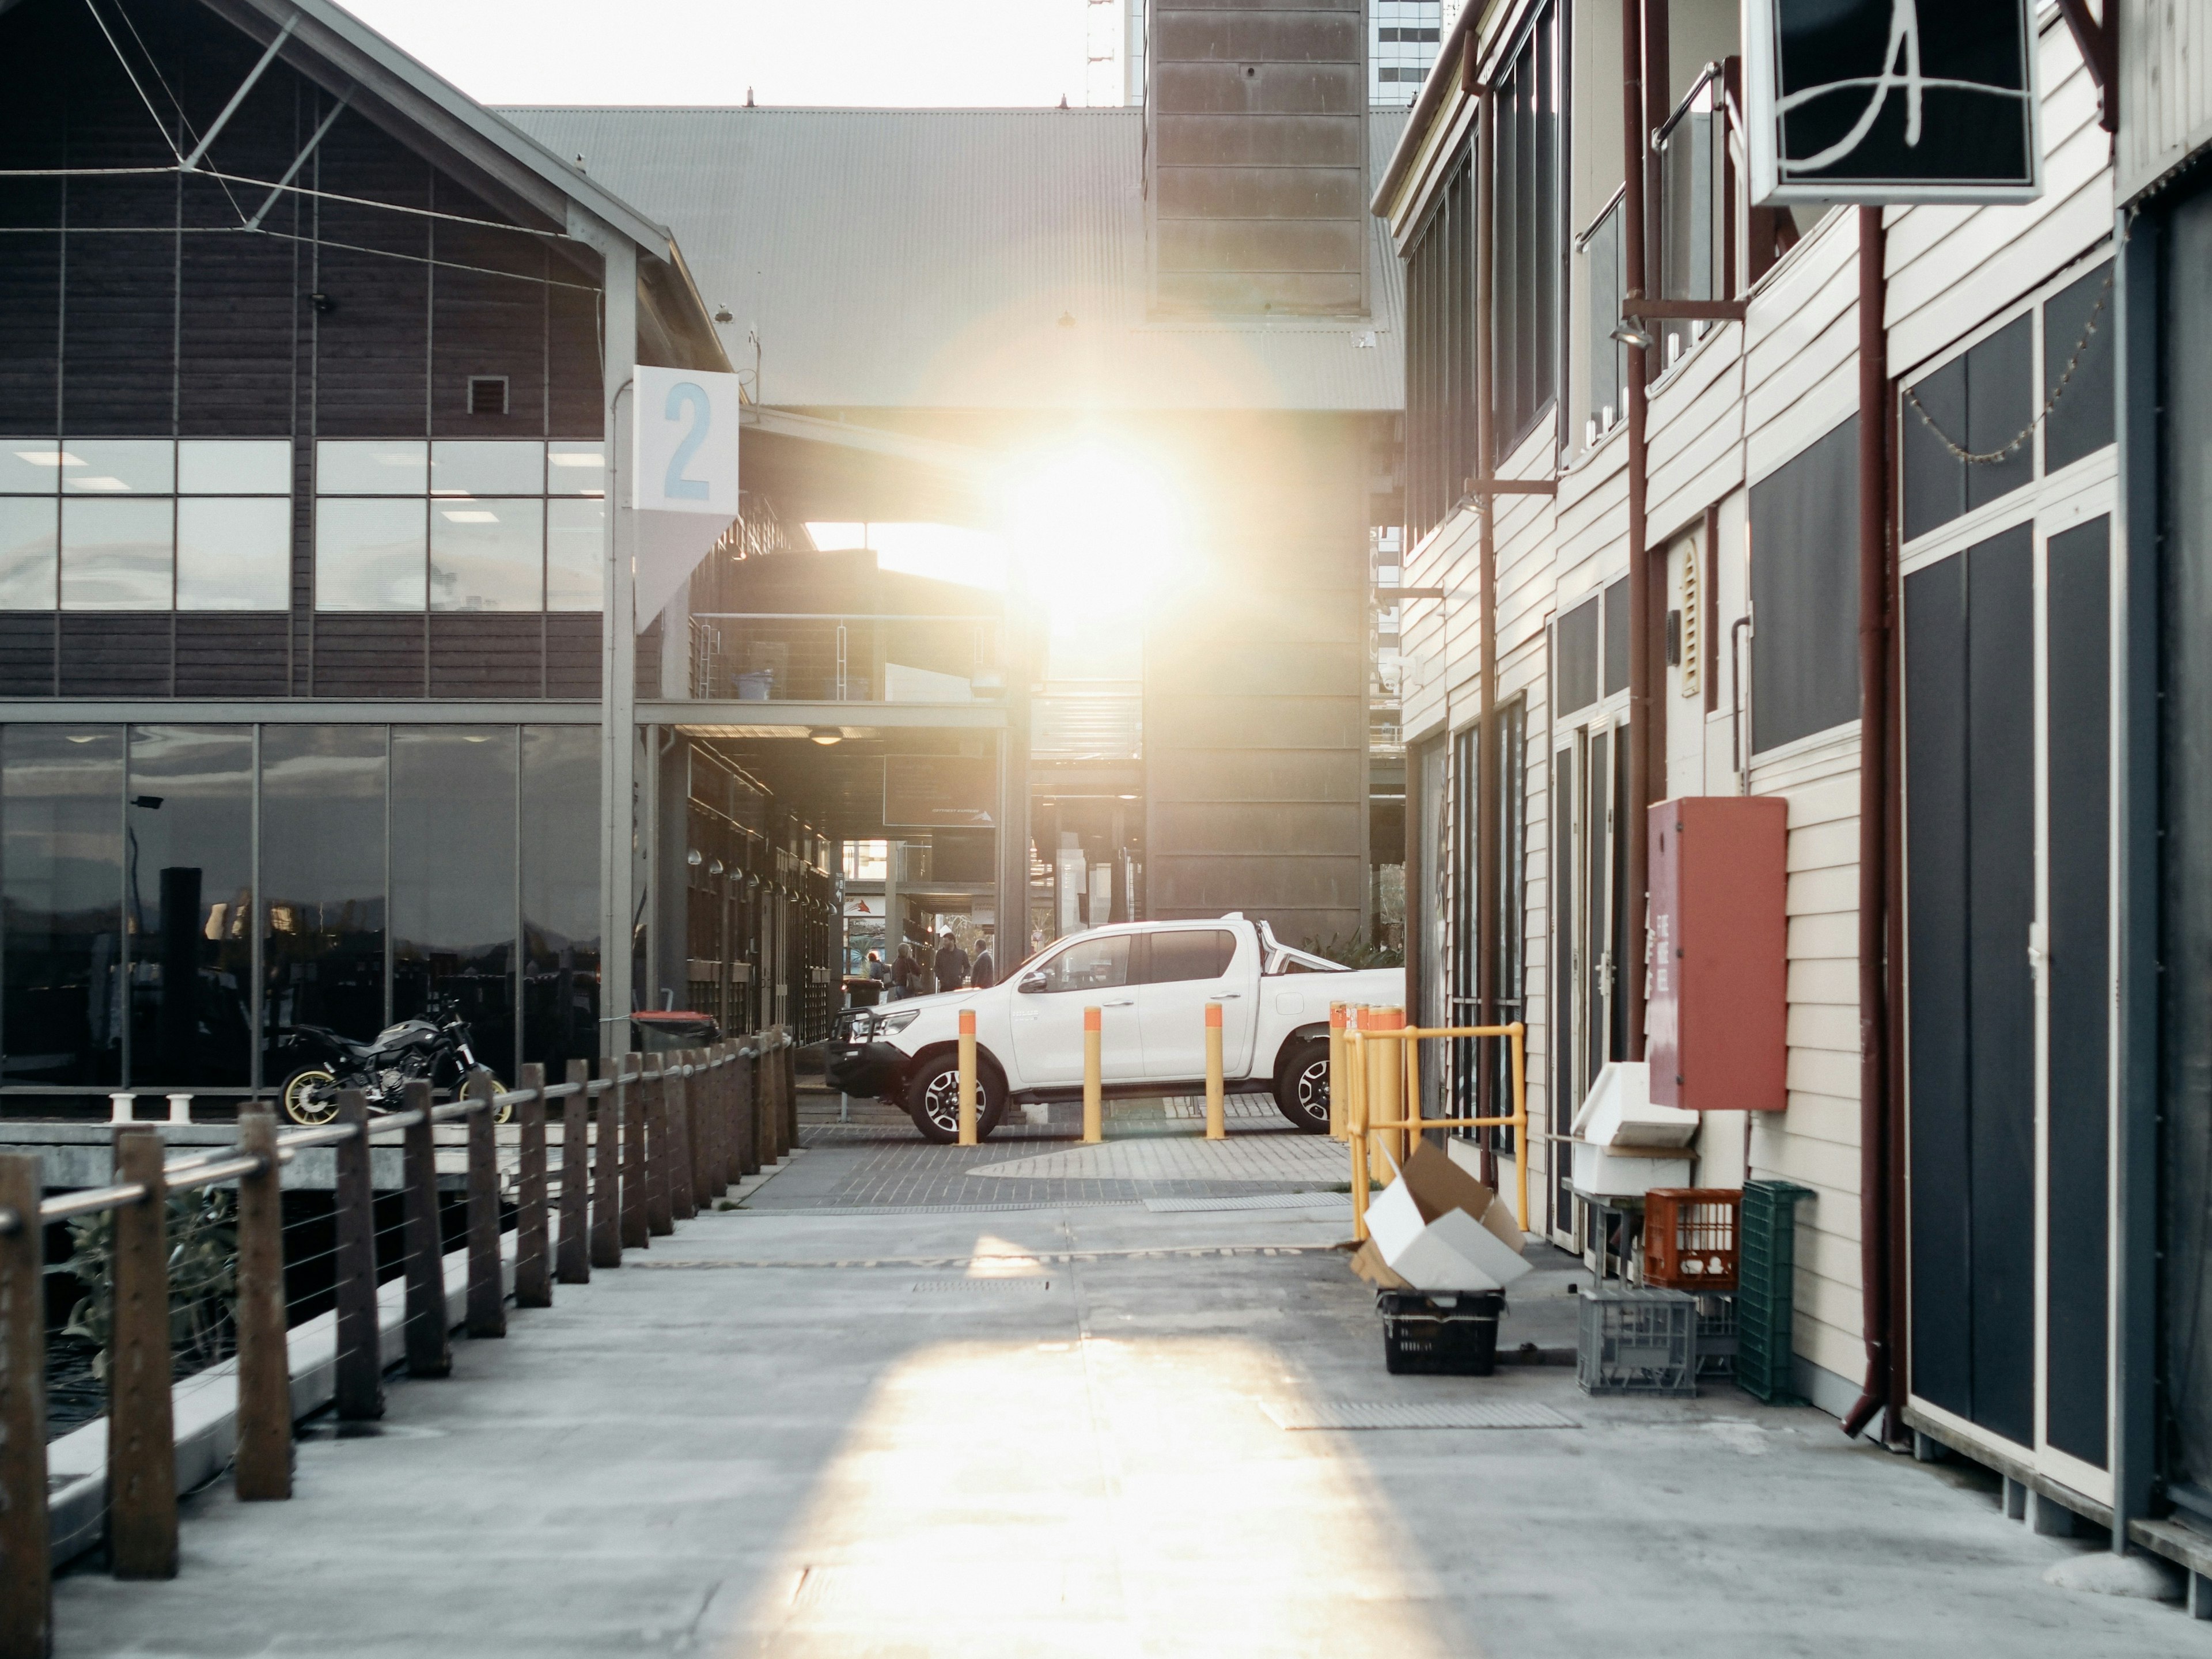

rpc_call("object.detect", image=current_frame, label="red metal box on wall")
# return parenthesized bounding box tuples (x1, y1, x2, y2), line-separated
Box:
(1646, 796, 1787, 1111)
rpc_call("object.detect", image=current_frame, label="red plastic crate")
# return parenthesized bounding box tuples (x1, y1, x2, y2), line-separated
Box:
(1644, 1188, 1741, 1291)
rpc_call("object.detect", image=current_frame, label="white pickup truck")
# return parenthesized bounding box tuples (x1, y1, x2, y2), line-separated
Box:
(824, 915, 1406, 1142)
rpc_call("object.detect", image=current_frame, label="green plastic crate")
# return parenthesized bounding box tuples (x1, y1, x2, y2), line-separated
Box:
(1736, 1180, 1812, 1404)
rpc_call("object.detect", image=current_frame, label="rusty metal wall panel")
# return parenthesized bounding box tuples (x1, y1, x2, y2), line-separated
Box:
(1149, 1, 1369, 316)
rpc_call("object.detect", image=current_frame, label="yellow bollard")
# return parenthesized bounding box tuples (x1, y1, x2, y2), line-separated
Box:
(1375, 1006, 1406, 1175)
(1509, 1021, 1529, 1234)
(1327, 1002, 1348, 1139)
(1204, 1001, 1226, 1140)
(1082, 1006, 1104, 1144)
(1348, 1024, 1370, 1240)
(956, 1009, 977, 1146)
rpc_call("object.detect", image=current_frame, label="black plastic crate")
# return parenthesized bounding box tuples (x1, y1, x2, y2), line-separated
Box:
(1577, 1285, 1699, 1396)
(1377, 1289, 1503, 1376)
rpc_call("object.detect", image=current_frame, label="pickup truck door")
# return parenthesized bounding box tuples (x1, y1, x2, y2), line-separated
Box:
(1131, 926, 1256, 1084)
(1008, 931, 1145, 1086)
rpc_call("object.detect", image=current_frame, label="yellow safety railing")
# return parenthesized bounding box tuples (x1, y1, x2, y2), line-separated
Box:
(1339, 1012, 1528, 1244)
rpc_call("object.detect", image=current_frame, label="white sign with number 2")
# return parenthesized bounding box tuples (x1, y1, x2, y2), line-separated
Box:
(630, 365, 741, 630)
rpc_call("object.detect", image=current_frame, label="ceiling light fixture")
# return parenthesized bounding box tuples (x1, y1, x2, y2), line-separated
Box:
(808, 726, 843, 746)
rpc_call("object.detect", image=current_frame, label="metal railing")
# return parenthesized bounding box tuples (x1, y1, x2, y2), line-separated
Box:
(0, 1028, 803, 1658)
(683, 612, 1003, 703)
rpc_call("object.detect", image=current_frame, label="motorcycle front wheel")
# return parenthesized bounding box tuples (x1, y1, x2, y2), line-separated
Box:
(280, 1066, 343, 1126)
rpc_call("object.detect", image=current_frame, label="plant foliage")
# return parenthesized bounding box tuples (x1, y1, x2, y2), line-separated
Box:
(46, 1188, 238, 1382)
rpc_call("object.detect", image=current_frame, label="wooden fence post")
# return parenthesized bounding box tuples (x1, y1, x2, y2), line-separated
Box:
(667, 1058, 697, 1224)
(597, 1056, 630, 1262)
(108, 1126, 177, 1579)
(645, 1060, 675, 1237)
(695, 1048, 719, 1205)
(621, 1054, 650, 1248)
(557, 1058, 591, 1284)
(464, 1073, 505, 1338)
(0, 1153, 52, 1654)
(717, 1043, 738, 1192)
(400, 1080, 449, 1378)
(736, 1041, 760, 1177)
(778, 1029, 797, 1159)
(514, 1063, 550, 1308)
(232, 1111, 290, 1501)
(331, 1091, 383, 1422)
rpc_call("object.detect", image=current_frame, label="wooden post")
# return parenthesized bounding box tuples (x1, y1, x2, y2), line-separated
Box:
(595, 1056, 629, 1263)
(331, 1090, 384, 1421)
(400, 1080, 450, 1379)
(232, 1111, 291, 1501)
(514, 1062, 551, 1308)
(724, 1042, 745, 1187)
(0, 1153, 52, 1653)
(667, 1057, 697, 1223)
(619, 1053, 649, 1250)
(781, 1032, 798, 1157)
(645, 1060, 675, 1237)
(691, 1047, 714, 1207)
(706, 1046, 730, 1200)
(734, 1042, 758, 1177)
(108, 1126, 178, 1578)
(464, 1072, 505, 1338)
(557, 1058, 592, 1283)
(752, 1042, 772, 1172)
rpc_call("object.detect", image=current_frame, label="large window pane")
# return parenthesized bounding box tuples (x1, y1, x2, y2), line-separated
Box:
(431, 440, 543, 497)
(0, 440, 65, 494)
(317, 497, 426, 611)
(431, 499, 543, 611)
(547, 441, 606, 496)
(179, 440, 291, 495)
(61, 496, 173, 609)
(522, 725, 600, 1071)
(392, 728, 517, 1083)
(316, 440, 426, 495)
(126, 726, 253, 1086)
(262, 726, 387, 1074)
(61, 438, 172, 495)
(0, 498, 57, 608)
(3, 726, 123, 1086)
(177, 497, 291, 610)
(546, 497, 603, 610)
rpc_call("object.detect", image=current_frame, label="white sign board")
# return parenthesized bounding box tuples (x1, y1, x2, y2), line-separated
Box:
(631, 365, 742, 632)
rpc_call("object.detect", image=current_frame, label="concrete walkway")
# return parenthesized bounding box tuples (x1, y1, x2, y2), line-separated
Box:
(52, 1171, 2197, 1656)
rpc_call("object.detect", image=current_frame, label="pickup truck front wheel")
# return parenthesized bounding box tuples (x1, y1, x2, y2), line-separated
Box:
(1271, 1035, 1332, 1134)
(906, 1054, 1008, 1143)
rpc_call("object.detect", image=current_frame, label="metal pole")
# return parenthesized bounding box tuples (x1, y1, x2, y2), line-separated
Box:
(400, 1080, 450, 1376)
(231, 1112, 290, 1501)
(1205, 1002, 1226, 1140)
(514, 1063, 551, 1308)
(0, 1153, 52, 1654)
(331, 1091, 383, 1420)
(108, 1127, 177, 1579)
(1620, 0, 1654, 1062)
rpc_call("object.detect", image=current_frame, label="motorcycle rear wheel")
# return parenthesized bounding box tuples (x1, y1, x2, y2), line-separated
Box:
(281, 1066, 343, 1126)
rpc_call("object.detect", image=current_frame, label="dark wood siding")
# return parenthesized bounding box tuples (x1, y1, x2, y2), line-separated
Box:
(312, 613, 426, 698)
(430, 613, 544, 698)
(59, 613, 170, 698)
(176, 614, 290, 697)
(546, 613, 603, 698)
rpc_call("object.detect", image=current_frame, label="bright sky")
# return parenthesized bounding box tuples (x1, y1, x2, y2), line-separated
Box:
(336, 0, 1111, 108)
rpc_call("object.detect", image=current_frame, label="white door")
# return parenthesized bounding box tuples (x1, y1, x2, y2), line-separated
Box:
(1131, 926, 1253, 1083)
(1008, 931, 1143, 1086)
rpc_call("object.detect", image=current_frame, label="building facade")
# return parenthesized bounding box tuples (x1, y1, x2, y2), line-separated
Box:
(1380, 0, 2208, 1594)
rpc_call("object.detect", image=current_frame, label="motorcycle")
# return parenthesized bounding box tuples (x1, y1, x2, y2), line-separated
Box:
(274, 999, 509, 1126)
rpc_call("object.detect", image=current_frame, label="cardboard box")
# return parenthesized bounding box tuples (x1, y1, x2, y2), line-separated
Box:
(1354, 1142, 1531, 1292)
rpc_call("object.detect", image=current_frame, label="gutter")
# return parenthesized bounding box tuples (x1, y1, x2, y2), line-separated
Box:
(1370, 0, 1493, 216)
(1620, 0, 1653, 1062)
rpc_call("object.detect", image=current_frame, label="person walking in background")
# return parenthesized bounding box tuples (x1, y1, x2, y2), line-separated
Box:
(889, 942, 918, 1001)
(865, 949, 888, 983)
(970, 934, 996, 990)
(933, 931, 969, 993)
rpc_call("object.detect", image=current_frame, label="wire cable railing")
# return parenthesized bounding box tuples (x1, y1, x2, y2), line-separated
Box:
(0, 1025, 802, 1652)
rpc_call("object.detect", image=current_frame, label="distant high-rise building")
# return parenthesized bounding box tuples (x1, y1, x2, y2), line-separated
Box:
(1372, 2, 1447, 106)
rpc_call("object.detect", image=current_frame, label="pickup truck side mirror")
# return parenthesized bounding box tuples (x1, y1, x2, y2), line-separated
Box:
(1017, 971, 1048, 995)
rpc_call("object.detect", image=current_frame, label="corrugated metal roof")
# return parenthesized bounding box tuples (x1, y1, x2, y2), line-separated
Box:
(501, 105, 1406, 412)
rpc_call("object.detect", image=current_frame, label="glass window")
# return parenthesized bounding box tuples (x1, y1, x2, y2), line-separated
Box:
(3, 726, 124, 1086)
(1750, 416, 1862, 752)
(546, 497, 603, 609)
(126, 726, 254, 1086)
(316, 497, 427, 611)
(261, 726, 387, 1070)
(2044, 262, 2116, 474)
(0, 440, 66, 493)
(177, 497, 290, 610)
(392, 728, 518, 1084)
(178, 440, 291, 495)
(547, 441, 607, 496)
(1030, 932, 1130, 994)
(0, 498, 57, 608)
(60, 439, 172, 495)
(431, 440, 544, 497)
(1143, 929, 1236, 984)
(523, 725, 600, 1072)
(431, 498, 543, 611)
(316, 439, 427, 495)
(61, 497, 173, 609)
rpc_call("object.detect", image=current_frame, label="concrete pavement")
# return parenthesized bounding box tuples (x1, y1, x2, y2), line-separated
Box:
(50, 1147, 2196, 1657)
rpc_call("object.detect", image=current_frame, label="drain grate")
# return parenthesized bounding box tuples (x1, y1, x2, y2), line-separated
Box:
(909, 1277, 1053, 1293)
(1259, 1399, 1580, 1431)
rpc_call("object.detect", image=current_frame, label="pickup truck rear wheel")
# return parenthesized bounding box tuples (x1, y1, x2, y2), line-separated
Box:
(1271, 1035, 1331, 1134)
(906, 1055, 1007, 1144)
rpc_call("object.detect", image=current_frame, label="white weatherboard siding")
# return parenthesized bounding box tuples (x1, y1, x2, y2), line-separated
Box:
(2118, 0, 2212, 203)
